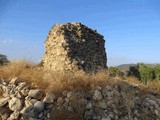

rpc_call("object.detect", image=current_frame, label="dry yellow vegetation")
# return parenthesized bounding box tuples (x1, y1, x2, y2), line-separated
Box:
(0, 60, 160, 120)
(0, 60, 160, 94)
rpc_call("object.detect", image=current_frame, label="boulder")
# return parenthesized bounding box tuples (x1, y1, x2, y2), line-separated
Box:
(34, 101, 45, 112)
(28, 89, 43, 99)
(23, 106, 39, 119)
(43, 92, 56, 103)
(9, 97, 22, 111)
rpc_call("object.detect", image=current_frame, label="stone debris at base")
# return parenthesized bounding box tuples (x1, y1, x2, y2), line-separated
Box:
(0, 78, 160, 120)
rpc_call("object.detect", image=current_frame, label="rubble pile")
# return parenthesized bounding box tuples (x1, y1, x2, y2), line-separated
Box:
(0, 78, 160, 120)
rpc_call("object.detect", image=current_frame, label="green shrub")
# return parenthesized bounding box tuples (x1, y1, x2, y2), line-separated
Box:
(138, 64, 154, 84)
(109, 67, 124, 77)
(0, 54, 9, 65)
(154, 65, 160, 80)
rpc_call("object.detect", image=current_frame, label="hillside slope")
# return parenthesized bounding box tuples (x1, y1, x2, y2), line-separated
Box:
(0, 61, 160, 120)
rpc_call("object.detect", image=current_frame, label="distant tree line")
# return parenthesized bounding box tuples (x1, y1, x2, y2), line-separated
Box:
(127, 63, 160, 84)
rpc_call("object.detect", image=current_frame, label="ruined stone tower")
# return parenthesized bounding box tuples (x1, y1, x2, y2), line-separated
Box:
(42, 22, 107, 73)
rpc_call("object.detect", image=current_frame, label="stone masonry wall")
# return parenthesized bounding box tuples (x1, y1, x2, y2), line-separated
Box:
(42, 22, 107, 73)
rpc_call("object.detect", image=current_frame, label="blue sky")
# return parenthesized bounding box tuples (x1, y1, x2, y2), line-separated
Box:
(0, 0, 160, 66)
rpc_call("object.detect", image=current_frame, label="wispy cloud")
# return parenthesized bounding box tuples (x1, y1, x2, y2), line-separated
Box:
(1, 38, 13, 44)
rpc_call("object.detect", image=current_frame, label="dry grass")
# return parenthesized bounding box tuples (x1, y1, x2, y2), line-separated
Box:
(0, 60, 111, 93)
(1, 60, 160, 119)
(1, 60, 160, 94)
(0, 60, 48, 89)
(146, 80, 160, 93)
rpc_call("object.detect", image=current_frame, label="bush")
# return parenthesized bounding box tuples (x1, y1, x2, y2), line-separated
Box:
(138, 64, 154, 84)
(128, 63, 156, 84)
(127, 66, 140, 79)
(155, 65, 160, 80)
(109, 67, 124, 77)
(0, 54, 9, 65)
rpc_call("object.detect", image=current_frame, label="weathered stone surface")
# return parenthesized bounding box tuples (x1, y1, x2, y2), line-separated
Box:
(28, 89, 43, 99)
(0, 97, 10, 107)
(1, 113, 10, 120)
(43, 92, 56, 103)
(23, 106, 39, 118)
(93, 89, 103, 101)
(21, 86, 29, 96)
(17, 82, 27, 91)
(85, 102, 92, 110)
(34, 101, 45, 112)
(8, 111, 19, 120)
(42, 22, 107, 73)
(101, 118, 111, 120)
(9, 77, 20, 85)
(9, 97, 22, 111)
(99, 100, 107, 109)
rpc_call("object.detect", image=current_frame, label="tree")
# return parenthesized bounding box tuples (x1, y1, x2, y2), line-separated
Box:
(127, 65, 140, 79)
(138, 64, 154, 84)
(154, 65, 160, 80)
(0, 54, 9, 65)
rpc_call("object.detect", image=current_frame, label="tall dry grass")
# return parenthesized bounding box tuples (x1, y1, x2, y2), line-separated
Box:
(0, 60, 112, 93)
(0, 60, 47, 89)
(1, 60, 160, 94)
(1, 60, 160, 120)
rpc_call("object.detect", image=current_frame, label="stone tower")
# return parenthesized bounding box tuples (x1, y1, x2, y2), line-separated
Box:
(42, 22, 107, 73)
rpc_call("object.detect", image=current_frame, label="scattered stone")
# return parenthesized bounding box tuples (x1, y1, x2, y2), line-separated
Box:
(93, 89, 103, 101)
(28, 89, 43, 99)
(85, 102, 92, 109)
(1, 113, 10, 120)
(101, 117, 111, 120)
(9, 77, 20, 85)
(0, 97, 10, 107)
(21, 87, 29, 96)
(99, 100, 107, 109)
(34, 101, 45, 112)
(8, 111, 19, 120)
(38, 112, 44, 119)
(23, 106, 39, 118)
(43, 92, 56, 103)
(9, 97, 22, 111)
(1, 75, 160, 120)
(67, 106, 73, 111)
(47, 113, 51, 119)
(57, 97, 64, 104)
(67, 92, 74, 99)
(17, 82, 27, 91)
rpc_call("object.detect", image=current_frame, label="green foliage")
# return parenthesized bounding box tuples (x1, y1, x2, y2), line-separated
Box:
(127, 66, 140, 79)
(109, 67, 124, 77)
(0, 54, 9, 65)
(138, 64, 154, 84)
(127, 63, 160, 84)
(155, 65, 160, 80)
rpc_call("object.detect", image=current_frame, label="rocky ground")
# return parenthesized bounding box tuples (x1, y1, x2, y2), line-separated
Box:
(0, 77, 160, 120)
